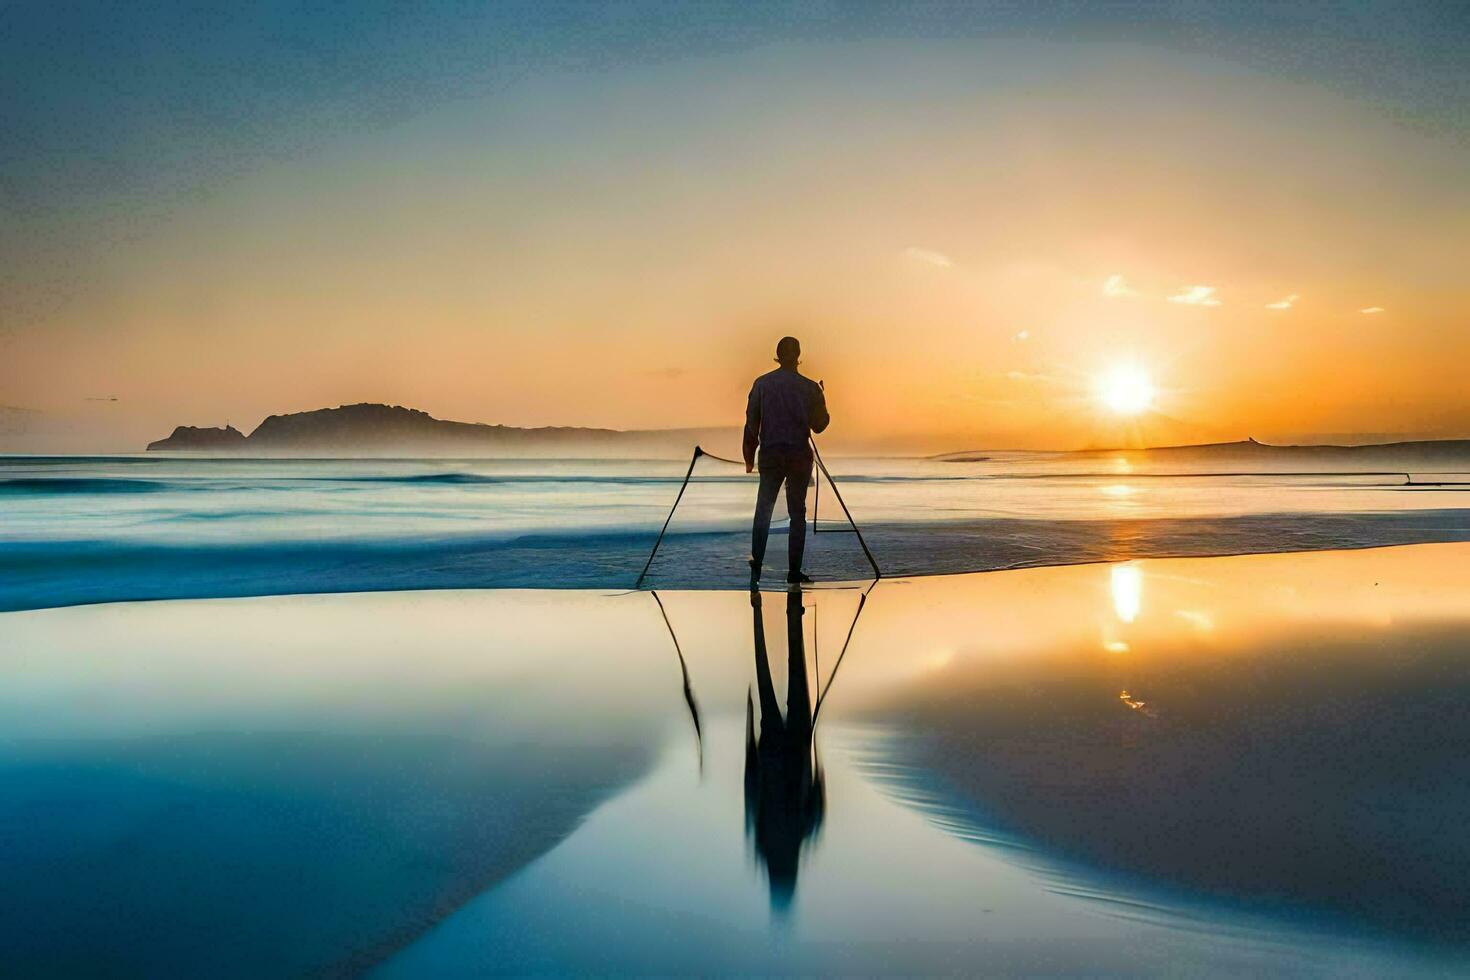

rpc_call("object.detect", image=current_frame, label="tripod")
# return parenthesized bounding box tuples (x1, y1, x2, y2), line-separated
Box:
(633, 439, 881, 588)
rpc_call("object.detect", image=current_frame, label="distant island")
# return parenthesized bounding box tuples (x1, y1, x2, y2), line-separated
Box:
(934, 436, 1470, 466)
(151, 424, 249, 450)
(148, 403, 738, 458)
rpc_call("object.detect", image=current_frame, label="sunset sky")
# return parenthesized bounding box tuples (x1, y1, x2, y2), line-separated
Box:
(2, 2, 1467, 452)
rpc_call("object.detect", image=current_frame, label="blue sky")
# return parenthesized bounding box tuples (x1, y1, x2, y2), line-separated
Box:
(4, 1, 1464, 223)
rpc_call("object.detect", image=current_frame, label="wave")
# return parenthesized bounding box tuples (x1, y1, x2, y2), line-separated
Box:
(0, 472, 736, 494)
(317, 471, 1421, 488)
(297, 472, 966, 487)
(0, 477, 175, 494)
(5, 509, 1470, 613)
(2, 470, 1415, 499)
(319, 473, 693, 486)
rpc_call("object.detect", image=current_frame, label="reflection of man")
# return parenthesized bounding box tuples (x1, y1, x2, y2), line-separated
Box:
(745, 589, 825, 911)
(744, 336, 830, 586)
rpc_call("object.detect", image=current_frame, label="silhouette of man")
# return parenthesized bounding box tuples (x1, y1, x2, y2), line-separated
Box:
(744, 336, 830, 585)
(745, 589, 825, 911)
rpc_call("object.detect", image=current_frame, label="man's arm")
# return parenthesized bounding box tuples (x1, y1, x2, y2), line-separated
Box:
(743, 381, 761, 472)
(809, 381, 830, 435)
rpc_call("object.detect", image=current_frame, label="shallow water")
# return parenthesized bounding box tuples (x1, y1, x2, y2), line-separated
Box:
(1, 544, 1468, 975)
(5, 454, 1470, 609)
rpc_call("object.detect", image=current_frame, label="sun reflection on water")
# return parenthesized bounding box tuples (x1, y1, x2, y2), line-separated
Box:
(1111, 563, 1143, 624)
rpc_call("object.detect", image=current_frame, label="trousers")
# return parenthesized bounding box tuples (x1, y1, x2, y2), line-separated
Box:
(750, 447, 813, 573)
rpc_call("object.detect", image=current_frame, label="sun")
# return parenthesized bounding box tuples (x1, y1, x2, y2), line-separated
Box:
(1096, 364, 1156, 416)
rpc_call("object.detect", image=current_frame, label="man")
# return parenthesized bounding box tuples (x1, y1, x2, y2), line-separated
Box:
(744, 336, 830, 585)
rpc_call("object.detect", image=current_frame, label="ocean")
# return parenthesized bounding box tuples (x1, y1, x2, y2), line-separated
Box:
(4, 452, 1470, 611)
(6, 457, 1470, 974)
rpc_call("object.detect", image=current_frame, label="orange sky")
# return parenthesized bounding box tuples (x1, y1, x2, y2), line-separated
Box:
(3, 38, 1467, 453)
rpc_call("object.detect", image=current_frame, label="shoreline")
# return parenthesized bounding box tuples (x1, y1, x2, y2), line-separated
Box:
(6, 510, 1470, 613)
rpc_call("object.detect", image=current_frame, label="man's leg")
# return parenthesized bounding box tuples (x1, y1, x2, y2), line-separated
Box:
(784, 455, 813, 576)
(750, 462, 785, 574)
(785, 589, 813, 734)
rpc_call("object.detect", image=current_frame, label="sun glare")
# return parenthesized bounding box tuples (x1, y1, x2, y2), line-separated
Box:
(1111, 562, 1142, 623)
(1097, 364, 1156, 416)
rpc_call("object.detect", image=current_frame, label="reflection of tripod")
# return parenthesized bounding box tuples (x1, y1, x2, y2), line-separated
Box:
(650, 583, 875, 910)
(650, 582, 874, 775)
(635, 439, 881, 587)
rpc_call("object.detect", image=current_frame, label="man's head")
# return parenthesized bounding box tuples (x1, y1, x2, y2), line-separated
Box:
(775, 336, 801, 368)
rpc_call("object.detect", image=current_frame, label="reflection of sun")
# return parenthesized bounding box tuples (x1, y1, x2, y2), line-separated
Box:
(1111, 562, 1142, 623)
(1097, 364, 1156, 415)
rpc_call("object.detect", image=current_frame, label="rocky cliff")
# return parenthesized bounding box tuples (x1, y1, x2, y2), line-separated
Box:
(146, 424, 248, 451)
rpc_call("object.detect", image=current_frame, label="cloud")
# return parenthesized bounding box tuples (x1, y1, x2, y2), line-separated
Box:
(903, 246, 954, 269)
(1102, 274, 1138, 298)
(1013, 329, 1030, 342)
(1006, 370, 1055, 384)
(1359, 306, 1385, 314)
(1168, 285, 1221, 307)
(1265, 294, 1299, 310)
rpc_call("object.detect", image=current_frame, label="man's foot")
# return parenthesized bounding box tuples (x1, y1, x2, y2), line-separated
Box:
(786, 570, 814, 585)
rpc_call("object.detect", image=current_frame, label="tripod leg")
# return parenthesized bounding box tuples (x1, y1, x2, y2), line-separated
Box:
(809, 439, 881, 580)
(635, 447, 702, 587)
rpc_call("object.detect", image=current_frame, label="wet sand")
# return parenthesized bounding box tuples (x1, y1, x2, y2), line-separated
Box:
(2, 544, 1468, 975)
